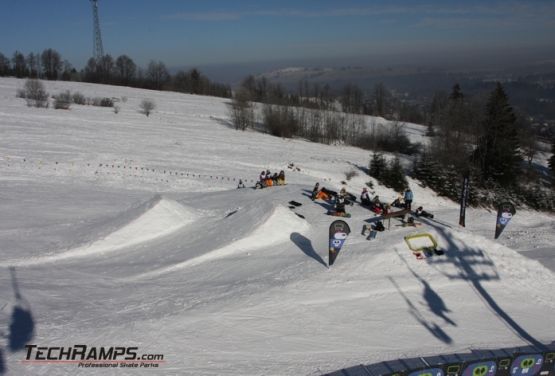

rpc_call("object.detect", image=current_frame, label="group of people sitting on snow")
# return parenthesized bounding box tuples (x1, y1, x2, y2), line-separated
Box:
(360, 188, 416, 213)
(360, 188, 391, 215)
(311, 183, 356, 217)
(255, 170, 286, 189)
(311, 183, 433, 220)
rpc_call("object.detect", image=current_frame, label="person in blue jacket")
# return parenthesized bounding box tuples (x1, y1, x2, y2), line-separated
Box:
(404, 188, 414, 210)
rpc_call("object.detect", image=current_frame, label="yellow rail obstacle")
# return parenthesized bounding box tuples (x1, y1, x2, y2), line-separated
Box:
(403, 232, 445, 260)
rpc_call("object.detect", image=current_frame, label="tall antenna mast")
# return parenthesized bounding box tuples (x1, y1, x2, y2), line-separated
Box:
(90, 0, 104, 60)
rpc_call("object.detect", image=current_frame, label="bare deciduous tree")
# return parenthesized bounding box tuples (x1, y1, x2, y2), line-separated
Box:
(0, 52, 10, 76)
(41, 48, 62, 80)
(12, 51, 28, 78)
(54, 90, 72, 110)
(146, 61, 169, 90)
(229, 88, 254, 130)
(22, 79, 49, 108)
(139, 99, 155, 117)
(115, 55, 136, 85)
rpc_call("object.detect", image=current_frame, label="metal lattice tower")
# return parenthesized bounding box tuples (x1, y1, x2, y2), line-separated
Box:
(90, 0, 104, 60)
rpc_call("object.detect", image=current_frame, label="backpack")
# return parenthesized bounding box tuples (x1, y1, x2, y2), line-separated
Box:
(375, 221, 385, 232)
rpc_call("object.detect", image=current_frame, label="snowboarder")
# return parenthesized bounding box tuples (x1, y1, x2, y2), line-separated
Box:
(360, 187, 371, 206)
(415, 206, 434, 218)
(314, 187, 337, 201)
(404, 188, 414, 210)
(277, 170, 285, 185)
(334, 192, 348, 217)
(311, 182, 320, 201)
(237, 179, 246, 189)
(265, 170, 273, 187)
(391, 194, 405, 208)
(371, 195, 384, 214)
(339, 187, 355, 205)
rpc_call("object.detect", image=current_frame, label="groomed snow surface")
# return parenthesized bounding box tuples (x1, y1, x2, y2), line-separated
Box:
(0, 77, 553, 376)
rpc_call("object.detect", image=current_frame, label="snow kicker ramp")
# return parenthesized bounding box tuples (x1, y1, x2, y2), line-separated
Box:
(129, 204, 310, 280)
(0, 196, 196, 267)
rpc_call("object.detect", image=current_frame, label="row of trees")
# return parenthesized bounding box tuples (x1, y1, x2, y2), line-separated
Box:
(230, 73, 553, 209)
(230, 76, 416, 155)
(368, 152, 408, 192)
(0, 49, 232, 98)
(0, 49, 74, 81)
(237, 75, 425, 123)
(415, 83, 554, 210)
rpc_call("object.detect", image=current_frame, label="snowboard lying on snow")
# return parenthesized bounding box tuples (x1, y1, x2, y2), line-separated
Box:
(413, 247, 445, 260)
(327, 211, 351, 218)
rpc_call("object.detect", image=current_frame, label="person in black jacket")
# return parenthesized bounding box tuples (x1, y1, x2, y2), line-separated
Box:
(335, 193, 347, 215)
(415, 206, 434, 218)
(360, 187, 371, 206)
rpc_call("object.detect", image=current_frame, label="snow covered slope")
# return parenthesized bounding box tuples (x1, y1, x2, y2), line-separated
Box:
(0, 77, 553, 376)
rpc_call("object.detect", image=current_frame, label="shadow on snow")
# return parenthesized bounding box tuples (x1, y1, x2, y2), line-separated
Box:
(421, 218, 545, 350)
(0, 267, 36, 375)
(290, 232, 328, 268)
(388, 276, 453, 344)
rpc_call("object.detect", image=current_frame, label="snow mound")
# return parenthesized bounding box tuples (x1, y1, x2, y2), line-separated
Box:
(130, 205, 310, 279)
(0, 196, 196, 267)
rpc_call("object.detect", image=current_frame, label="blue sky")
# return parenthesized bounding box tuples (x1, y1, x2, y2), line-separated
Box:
(1, 0, 554, 70)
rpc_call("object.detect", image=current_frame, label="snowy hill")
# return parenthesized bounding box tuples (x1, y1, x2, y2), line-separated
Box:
(0, 77, 553, 376)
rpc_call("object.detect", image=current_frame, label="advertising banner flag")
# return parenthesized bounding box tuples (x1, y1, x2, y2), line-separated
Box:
(328, 220, 351, 266)
(495, 202, 516, 239)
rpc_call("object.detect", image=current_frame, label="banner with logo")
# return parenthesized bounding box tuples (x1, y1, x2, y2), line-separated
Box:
(494, 202, 516, 239)
(328, 220, 351, 266)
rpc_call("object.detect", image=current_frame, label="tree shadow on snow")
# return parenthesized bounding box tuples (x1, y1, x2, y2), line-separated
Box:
(290, 233, 327, 268)
(8, 267, 35, 352)
(211, 116, 234, 129)
(347, 161, 370, 176)
(422, 220, 545, 349)
(388, 276, 453, 344)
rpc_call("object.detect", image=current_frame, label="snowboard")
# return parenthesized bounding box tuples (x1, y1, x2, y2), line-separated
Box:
(361, 224, 378, 240)
(397, 220, 422, 227)
(413, 247, 444, 259)
(288, 200, 302, 207)
(327, 211, 351, 218)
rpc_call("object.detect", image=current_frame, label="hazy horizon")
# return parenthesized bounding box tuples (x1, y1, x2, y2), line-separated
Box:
(1, 0, 555, 79)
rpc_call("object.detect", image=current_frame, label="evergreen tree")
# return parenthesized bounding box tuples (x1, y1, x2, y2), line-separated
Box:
(414, 151, 440, 189)
(383, 157, 408, 192)
(431, 83, 470, 170)
(369, 152, 387, 180)
(473, 83, 521, 186)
